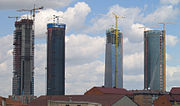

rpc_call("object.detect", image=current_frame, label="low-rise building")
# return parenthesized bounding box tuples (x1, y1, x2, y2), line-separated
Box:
(0, 96, 27, 106)
(9, 95, 37, 104)
(154, 95, 172, 106)
(28, 95, 138, 106)
(48, 100, 101, 106)
(84, 87, 133, 96)
(130, 89, 167, 106)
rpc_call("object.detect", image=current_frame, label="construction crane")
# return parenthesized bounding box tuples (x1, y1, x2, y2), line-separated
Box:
(158, 22, 177, 92)
(102, 12, 125, 88)
(17, 5, 43, 21)
(8, 16, 20, 21)
(158, 22, 176, 31)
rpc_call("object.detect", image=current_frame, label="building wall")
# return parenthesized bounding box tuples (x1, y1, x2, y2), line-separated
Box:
(9, 95, 36, 104)
(48, 101, 101, 106)
(13, 19, 34, 96)
(105, 28, 123, 88)
(112, 96, 138, 106)
(0, 96, 27, 106)
(144, 30, 165, 91)
(134, 95, 152, 106)
(47, 23, 66, 95)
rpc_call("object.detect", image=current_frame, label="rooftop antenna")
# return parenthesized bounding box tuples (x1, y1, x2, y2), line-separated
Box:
(53, 15, 56, 23)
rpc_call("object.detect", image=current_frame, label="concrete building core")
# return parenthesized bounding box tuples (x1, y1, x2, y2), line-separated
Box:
(105, 28, 123, 88)
(144, 30, 166, 91)
(47, 23, 66, 95)
(12, 19, 34, 96)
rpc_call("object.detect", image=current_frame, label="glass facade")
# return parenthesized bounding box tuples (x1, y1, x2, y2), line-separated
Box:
(105, 28, 123, 88)
(144, 30, 165, 91)
(47, 23, 66, 95)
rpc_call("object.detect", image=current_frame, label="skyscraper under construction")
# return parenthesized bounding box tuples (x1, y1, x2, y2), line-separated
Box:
(105, 28, 123, 88)
(12, 19, 34, 96)
(47, 23, 66, 95)
(144, 30, 166, 91)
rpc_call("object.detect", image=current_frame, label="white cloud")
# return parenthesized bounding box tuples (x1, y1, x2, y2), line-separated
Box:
(0, 0, 72, 9)
(35, 2, 91, 38)
(63, 2, 91, 31)
(167, 66, 180, 78)
(123, 37, 143, 55)
(124, 52, 144, 74)
(166, 35, 179, 46)
(166, 53, 172, 61)
(86, 5, 142, 37)
(124, 74, 144, 82)
(66, 34, 105, 65)
(142, 5, 179, 24)
(0, 35, 13, 97)
(160, 0, 180, 5)
(66, 60, 104, 94)
(86, 4, 179, 43)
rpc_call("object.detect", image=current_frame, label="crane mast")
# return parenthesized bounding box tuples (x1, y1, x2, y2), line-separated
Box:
(158, 22, 176, 91)
(102, 13, 125, 88)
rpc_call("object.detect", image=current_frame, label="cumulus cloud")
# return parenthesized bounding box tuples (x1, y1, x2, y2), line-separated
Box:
(66, 60, 104, 94)
(124, 52, 144, 75)
(167, 35, 179, 46)
(166, 53, 172, 61)
(66, 34, 105, 65)
(35, 2, 91, 38)
(124, 74, 144, 90)
(0, 35, 13, 97)
(0, 0, 72, 9)
(86, 5, 142, 37)
(142, 5, 179, 24)
(123, 38, 143, 55)
(160, 0, 180, 5)
(86, 4, 179, 42)
(166, 65, 180, 90)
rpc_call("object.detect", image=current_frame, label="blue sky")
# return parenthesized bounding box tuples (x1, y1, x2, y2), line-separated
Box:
(0, 0, 180, 97)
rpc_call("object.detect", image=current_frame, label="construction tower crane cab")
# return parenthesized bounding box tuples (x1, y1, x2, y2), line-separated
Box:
(17, 5, 44, 21)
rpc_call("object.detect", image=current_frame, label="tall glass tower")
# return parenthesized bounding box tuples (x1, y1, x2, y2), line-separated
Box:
(47, 23, 66, 95)
(144, 30, 166, 91)
(105, 28, 123, 88)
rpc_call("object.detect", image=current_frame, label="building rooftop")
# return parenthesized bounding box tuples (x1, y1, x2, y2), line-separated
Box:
(170, 87, 180, 94)
(129, 89, 168, 95)
(47, 23, 66, 28)
(29, 95, 125, 106)
(84, 87, 133, 96)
